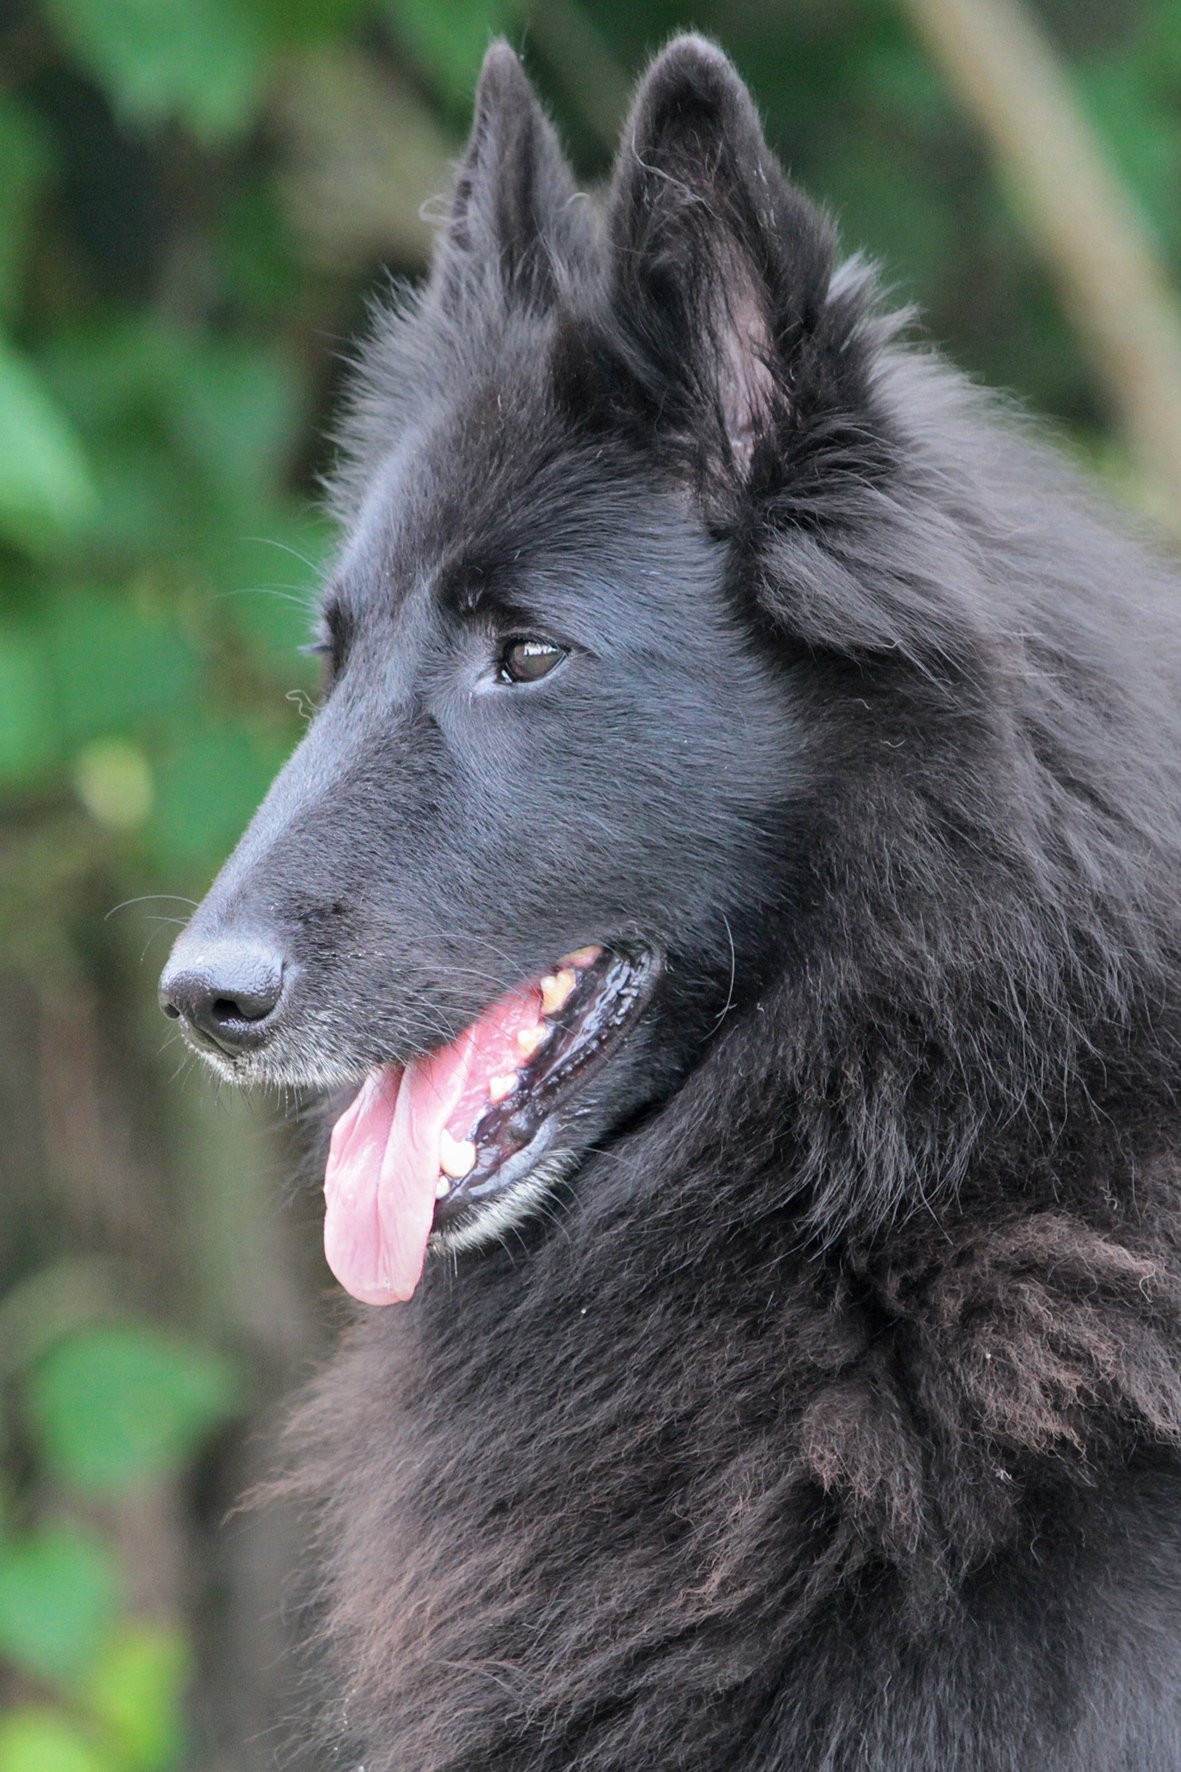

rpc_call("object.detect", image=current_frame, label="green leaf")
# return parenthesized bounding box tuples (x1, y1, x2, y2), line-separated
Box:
(83, 1626, 190, 1772)
(167, 341, 303, 506)
(0, 339, 94, 551)
(73, 738, 154, 832)
(0, 1527, 118, 1683)
(1142, 1, 1181, 84)
(0, 615, 60, 787)
(0, 99, 54, 318)
(215, 508, 330, 675)
(42, 589, 201, 747)
(0, 1710, 117, 1772)
(215, 182, 303, 319)
(70, 438, 195, 564)
(39, 319, 181, 437)
(385, 0, 521, 100)
(42, 0, 267, 142)
(246, 0, 371, 48)
(149, 723, 295, 869)
(39, 320, 310, 555)
(28, 1325, 241, 1497)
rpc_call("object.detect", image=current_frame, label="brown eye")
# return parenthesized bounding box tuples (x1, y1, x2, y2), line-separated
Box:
(498, 637, 566, 685)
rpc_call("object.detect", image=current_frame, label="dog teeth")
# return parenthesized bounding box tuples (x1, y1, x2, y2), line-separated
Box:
(435, 1177, 451, 1198)
(439, 1129, 476, 1179)
(540, 967, 576, 1016)
(488, 1072, 517, 1103)
(517, 1023, 548, 1059)
(561, 945, 602, 969)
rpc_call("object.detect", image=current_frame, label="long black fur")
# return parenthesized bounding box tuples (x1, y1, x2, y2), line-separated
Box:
(175, 36, 1181, 1770)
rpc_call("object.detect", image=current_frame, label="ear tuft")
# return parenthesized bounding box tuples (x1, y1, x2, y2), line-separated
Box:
(435, 41, 593, 316)
(608, 35, 834, 484)
(622, 34, 767, 188)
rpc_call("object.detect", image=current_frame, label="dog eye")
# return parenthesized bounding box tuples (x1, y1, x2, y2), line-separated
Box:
(497, 638, 566, 685)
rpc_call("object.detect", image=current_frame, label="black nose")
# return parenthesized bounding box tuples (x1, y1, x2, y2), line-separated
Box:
(159, 933, 287, 1057)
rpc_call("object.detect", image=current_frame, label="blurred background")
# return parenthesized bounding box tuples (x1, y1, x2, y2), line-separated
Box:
(1, 0, 1180, 1766)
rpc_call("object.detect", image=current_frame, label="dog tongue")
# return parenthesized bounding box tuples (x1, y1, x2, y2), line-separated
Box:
(322, 987, 542, 1305)
(322, 1063, 436, 1306)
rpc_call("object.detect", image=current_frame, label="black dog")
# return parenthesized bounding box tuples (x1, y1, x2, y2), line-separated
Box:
(160, 36, 1181, 1769)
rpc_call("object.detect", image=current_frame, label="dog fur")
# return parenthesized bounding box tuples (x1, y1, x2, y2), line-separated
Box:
(175, 36, 1181, 1770)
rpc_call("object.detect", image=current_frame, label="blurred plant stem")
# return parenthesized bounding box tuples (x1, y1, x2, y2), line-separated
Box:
(897, 0, 1181, 541)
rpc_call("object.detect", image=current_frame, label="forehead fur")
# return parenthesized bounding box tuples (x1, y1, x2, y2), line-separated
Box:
(328, 313, 662, 597)
(323, 35, 1181, 728)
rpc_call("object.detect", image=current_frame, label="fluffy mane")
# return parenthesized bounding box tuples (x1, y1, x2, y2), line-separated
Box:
(282, 36, 1181, 1772)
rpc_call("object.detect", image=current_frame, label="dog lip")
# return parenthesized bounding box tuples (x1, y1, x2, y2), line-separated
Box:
(175, 946, 664, 1192)
(175, 1015, 245, 1062)
(430, 941, 660, 1235)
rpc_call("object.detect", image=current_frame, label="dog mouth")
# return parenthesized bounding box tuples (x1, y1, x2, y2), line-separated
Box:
(322, 943, 657, 1305)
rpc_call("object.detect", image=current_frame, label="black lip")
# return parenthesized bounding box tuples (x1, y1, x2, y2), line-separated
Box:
(431, 944, 659, 1233)
(173, 1015, 246, 1061)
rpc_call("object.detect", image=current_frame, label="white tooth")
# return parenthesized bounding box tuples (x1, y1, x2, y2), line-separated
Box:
(435, 1177, 451, 1198)
(517, 1023, 548, 1059)
(439, 1129, 476, 1178)
(488, 1072, 518, 1103)
(540, 968, 576, 1016)
(561, 945, 602, 969)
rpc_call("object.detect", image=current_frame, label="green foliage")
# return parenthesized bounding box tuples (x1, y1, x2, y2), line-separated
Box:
(0, 1526, 117, 1684)
(44, 591, 200, 747)
(0, 1710, 117, 1772)
(2, 0, 1179, 1764)
(0, 1625, 189, 1772)
(0, 614, 57, 785)
(149, 721, 294, 869)
(83, 1628, 191, 1771)
(0, 1312, 237, 1764)
(1077, 52, 1181, 254)
(29, 1326, 240, 1496)
(42, 0, 267, 142)
(387, 0, 522, 100)
(0, 341, 94, 550)
(0, 100, 53, 319)
(250, 0, 373, 46)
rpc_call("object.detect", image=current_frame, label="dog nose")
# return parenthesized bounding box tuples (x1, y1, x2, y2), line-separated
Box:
(159, 933, 287, 1056)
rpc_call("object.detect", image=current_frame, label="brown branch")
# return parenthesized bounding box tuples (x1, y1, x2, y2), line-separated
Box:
(897, 0, 1181, 540)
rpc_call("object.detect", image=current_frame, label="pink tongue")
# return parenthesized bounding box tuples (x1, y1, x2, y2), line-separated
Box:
(322, 985, 543, 1305)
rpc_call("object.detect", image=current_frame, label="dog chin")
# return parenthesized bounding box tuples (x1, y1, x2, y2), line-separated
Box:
(430, 1150, 579, 1256)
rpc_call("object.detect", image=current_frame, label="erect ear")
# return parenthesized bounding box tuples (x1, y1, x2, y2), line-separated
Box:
(607, 36, 834, 481)
(431, 41, 593, 316)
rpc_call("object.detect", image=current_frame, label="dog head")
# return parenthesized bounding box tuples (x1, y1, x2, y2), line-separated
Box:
(161, 38, 885, 1293)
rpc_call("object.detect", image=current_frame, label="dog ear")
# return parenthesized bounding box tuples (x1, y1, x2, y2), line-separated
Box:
(433, 41, 592, 315)
(607, 36, 834, 481)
